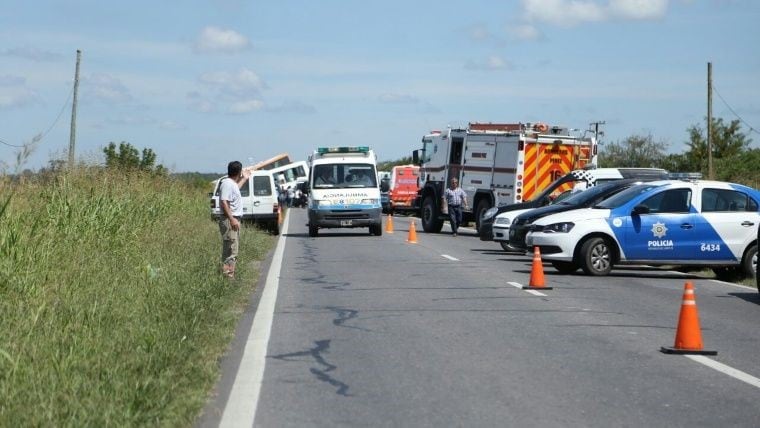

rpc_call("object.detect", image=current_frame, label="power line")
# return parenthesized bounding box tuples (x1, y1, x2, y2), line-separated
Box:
(713, 85, 760, 135)
(0, 83, 75, 149)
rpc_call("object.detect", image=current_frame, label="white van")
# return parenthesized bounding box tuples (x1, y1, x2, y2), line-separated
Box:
(210, 170, 280, 234)
(307, 146, 382, 237)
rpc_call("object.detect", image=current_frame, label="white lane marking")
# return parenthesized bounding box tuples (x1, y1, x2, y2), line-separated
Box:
(665, 270, 757, 290)
(685, 355, 760, 389)
(441, 254, 459, 261)
(220, 210, 289, 427)
(507, 281, 547, 296)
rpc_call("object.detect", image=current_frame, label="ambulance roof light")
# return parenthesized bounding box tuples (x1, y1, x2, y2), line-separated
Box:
(317, 146, 370, 154)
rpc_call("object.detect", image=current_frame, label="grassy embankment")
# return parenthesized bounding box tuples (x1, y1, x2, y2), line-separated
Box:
(0, 167, 274, 426)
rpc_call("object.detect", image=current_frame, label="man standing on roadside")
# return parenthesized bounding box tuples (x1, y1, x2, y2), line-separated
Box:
(219, 161, 249, 279)
(442, 178, 468, 236)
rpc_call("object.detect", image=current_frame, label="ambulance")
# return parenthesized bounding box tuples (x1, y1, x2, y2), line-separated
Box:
(307, 146, 382, 237)
(412, 122, 597, 233)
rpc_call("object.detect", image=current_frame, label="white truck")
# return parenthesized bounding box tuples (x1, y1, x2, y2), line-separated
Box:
(307, 146, 383, 237)
(412, 122, 598, 233)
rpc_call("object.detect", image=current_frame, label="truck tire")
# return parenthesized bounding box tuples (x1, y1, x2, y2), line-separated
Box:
(474, 199, 491, 233)
(579, 237, 613, 276)
(421, 194, 443, 233)
(269, 221, 280, 236)
(309, 224, 318, 237)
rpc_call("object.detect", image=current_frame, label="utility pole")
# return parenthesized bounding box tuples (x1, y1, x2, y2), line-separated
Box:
(707, 62, 713, 179)
(68, 49, 81, 167)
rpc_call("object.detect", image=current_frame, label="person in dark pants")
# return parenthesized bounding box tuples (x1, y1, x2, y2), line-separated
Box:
(442, 178, 469, 236)
(757, 224, 759, 291)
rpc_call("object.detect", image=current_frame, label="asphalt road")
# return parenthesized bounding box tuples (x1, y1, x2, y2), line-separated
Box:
(203, 208, 760, 427)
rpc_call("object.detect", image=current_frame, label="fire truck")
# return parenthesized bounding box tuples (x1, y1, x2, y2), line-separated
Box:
(412, 122, 597, 233)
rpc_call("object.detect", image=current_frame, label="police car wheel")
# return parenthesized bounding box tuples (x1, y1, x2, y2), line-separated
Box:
(740, 243, 757, 279)
(309, 224, 318, 237)
(580, 237, 613, 276)
(551, 261, 579, 274)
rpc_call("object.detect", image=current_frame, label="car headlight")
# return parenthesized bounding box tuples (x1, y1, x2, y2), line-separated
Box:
(313, 200, 332, 207)
(495, 217, 511, 225)
(482, 207, 499, 220)
(543, 222, 575, 233)
(361, 198, 378, 204)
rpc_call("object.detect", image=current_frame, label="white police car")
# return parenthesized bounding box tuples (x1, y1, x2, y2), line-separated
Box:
(525, 177, 760, 278)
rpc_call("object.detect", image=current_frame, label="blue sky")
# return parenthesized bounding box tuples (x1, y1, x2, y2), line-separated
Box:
(1, 0, 758, 173)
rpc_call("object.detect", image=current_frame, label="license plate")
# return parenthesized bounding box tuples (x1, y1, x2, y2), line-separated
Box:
(340, 220, 353, 226)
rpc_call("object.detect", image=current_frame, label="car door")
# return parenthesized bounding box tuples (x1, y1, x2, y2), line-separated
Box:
(697, 187, 759, 262)
(623, 188, 696, 261)
(249, 174, 274, 216)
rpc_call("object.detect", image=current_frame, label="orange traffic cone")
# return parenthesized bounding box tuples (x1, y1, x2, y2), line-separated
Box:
(406, 219, 418, 244)
(661, 282, 717, 355)
(523, 246, 552, 290)
(385, 213, 394, 234)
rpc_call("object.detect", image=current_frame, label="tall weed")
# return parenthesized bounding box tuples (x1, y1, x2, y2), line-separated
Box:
(0, 167, 273, 426)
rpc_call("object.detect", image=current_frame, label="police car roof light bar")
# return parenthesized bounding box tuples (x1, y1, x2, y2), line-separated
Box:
(669, 172, 702, 181)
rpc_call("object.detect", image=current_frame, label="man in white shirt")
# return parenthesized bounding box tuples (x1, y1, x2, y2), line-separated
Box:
(219, 161, 249, 279)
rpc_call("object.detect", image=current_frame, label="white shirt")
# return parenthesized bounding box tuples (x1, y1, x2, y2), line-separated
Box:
(220, 177, 243, 217)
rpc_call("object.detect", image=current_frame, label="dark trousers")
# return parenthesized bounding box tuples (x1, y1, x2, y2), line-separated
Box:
(448, 205, 462, 233)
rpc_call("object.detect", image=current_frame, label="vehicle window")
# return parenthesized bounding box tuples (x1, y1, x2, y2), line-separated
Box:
(560, 181, 622, 205)
(240, 179, 250, 197)
(701, 188, 752, 212)
(640, 188, 691, 213)
(252, 176, 272, 196)
(596, 184, 661, 209)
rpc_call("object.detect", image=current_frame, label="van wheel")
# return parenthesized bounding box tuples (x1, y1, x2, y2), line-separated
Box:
(579, 237, 613, 276)
(309, 224, 318, 237)
(270, 221, 280, 235)
(370, 224, 382, 236)
(421, 195, 443, 233)
(499, 242, 514, 252)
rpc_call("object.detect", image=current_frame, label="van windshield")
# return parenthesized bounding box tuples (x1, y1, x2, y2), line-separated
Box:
(313, 164, 377, 189)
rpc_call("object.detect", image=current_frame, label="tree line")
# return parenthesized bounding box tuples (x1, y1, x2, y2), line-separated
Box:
(598, 117, 758, 187)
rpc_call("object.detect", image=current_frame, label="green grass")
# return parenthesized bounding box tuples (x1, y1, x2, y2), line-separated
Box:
(0, 167, 274, 426)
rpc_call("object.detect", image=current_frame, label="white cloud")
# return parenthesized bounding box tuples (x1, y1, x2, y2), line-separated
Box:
(0, 46, 63, 62)
(160, 120, 186, 130)
(195, 26, 251, 54)
(0, 75, 40, 109)
(509, 24, 543, 41)
(465, 55, 513, 71)
(520, 0, 668, 27)
(199, 68, 265, 94)
(86, 73, 132, 104)
(378, 93, 420, 104)
(265, 101, 317, 114)
(228, 99, 263, 114)
(609, 0, 668, 19)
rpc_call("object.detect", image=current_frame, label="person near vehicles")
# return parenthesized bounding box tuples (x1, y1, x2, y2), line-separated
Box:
(353, 169, 374, 186)
(315, 167, 335, 185)
(219, 160, 249, 279)
(443, 178, 468, 236)
(286, 186, 294, 207)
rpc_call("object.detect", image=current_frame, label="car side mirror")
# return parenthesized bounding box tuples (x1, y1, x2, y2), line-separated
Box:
(632, 204, 650, 215)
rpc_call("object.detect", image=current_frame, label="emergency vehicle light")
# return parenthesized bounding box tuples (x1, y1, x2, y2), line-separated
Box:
(669, 172, 702, 181)
(317, 146, 369, 154)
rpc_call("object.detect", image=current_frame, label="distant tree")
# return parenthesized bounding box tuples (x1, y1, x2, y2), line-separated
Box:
(103, 141, 166, 174)
(598, 134, 668, 168)
(683, 118, 752, 173)
(377, 156, 413, 171)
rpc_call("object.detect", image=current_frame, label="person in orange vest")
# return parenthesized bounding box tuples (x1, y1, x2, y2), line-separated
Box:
(442, 178, 469, 236)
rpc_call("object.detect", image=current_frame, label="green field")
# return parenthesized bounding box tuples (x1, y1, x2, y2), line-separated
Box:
(0, 168, 274, 426)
